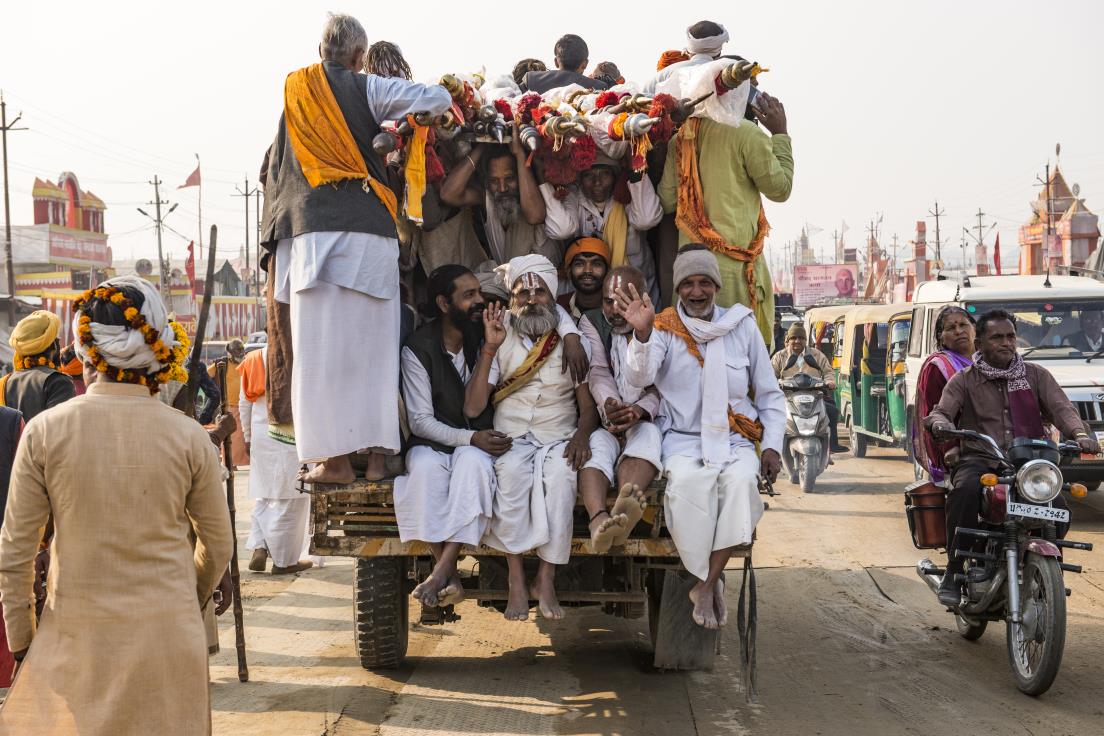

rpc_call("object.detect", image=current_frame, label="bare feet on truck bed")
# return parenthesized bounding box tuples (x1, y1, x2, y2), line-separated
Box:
(530, 566, 564, 620)
(588, 510, 626, 554)
(689, 581, 719, 630)
(412, 572, 449, 607)
(609, 483, 647, 546)
(298, 456, 356, 485)
(437, 573, 466, 607)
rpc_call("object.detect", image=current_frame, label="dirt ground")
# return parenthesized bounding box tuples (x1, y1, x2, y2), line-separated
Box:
(210, 448, 1104, 735)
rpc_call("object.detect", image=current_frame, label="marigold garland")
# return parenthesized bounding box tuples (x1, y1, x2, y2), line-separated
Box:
(14, 355, 57, 371)
(73, 285, 190, 393)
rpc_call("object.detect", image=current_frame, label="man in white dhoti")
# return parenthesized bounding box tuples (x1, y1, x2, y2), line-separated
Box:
(614, 245, 784, 630)
(260, 13, 452, 484)
(240, 347, 314, 575)
(465, 255, 618, 620)
(396, 265, 508, 608)
(578, 266, 664, 548)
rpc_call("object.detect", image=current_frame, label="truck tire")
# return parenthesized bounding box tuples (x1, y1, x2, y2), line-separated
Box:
(354, 557, 409, 669)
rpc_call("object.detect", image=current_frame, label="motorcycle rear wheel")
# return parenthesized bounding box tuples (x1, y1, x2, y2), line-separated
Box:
(1006, 554, 1066, 696)
(799, 453, 817, 492)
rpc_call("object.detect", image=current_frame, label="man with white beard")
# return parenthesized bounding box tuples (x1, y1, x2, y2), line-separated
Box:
(464, 255, 620, 621)
(613, 245, 785, 630)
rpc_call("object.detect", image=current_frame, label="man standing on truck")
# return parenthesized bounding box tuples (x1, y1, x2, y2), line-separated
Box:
(464, 255, 621, 621)
(926, 309, 1100, 605)
(613, 245, 785, 630)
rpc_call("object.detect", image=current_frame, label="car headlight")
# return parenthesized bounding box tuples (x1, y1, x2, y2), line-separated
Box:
(1016, 459, 1063, 504)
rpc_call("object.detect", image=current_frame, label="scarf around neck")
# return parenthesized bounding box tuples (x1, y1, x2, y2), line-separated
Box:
(971, 351, 1044, 439)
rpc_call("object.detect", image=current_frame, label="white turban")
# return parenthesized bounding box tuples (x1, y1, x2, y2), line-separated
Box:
(686, 24, 729, 57)
(73, 274, 181, 373)
(494, 254, 558, 299)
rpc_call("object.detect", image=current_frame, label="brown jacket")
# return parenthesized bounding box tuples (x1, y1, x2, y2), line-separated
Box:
(924, 361, 1085, 458)
(771, 347, 835, 385)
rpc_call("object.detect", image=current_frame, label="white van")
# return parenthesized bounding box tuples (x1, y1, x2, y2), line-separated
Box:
(905, 274, 1104, 485)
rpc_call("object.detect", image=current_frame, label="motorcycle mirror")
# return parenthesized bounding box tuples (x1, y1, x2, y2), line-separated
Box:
(785, 353, 799, 369)
(803, 353, 819, 369)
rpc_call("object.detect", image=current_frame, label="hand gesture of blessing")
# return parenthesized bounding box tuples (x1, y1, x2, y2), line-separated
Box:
(483, 302, 507, 349)
(612, 283, 655, 339)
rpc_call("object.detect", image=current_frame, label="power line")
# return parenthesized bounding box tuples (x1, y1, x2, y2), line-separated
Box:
(3, 91, 29, 321)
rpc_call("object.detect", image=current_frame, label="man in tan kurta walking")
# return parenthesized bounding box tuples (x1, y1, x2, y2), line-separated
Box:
(0, 275, 233, 735)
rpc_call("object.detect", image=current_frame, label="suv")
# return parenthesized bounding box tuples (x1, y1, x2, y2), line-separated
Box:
(905, 274, 1104, 486)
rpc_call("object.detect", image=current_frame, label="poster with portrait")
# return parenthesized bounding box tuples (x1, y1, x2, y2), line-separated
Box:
(793, 264, 859, 306)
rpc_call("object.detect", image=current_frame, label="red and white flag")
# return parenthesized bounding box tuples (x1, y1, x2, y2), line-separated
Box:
(178, 164, 201, 189)
(993, 233, 1002, 275)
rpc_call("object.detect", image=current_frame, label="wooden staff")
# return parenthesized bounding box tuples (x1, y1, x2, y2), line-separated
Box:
(216, 358, 249, 682)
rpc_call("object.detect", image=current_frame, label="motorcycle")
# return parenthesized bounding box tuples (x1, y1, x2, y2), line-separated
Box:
(913, 429, 1091, 695)
(779, 359, 832, 492)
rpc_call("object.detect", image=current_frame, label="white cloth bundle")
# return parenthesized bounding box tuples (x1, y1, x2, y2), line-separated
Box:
(656, 59, 750, 128)
(72, 274, 180, 373)
(495, 254, 558, 297)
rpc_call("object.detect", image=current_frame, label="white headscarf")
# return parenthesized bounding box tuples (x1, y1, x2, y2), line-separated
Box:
(494, 254, 558, 298)
(685, 24, 729, 57)
(73, 274, 181, 373)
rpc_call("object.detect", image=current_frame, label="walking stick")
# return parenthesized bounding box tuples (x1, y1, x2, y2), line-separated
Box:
(216, 358, 249, 682)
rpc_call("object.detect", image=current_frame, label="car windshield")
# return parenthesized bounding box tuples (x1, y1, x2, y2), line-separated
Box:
(966, 300, 1104, 359)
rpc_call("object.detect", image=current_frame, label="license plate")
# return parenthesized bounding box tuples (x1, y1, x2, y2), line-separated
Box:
(795, 395, 815, 403)
(1008, 502, 1070, 523)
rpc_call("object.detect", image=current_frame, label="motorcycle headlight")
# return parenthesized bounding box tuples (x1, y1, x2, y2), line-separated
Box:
(1016, 459, 1063, 504)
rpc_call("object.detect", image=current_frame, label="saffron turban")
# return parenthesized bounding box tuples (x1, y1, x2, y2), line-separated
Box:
(73, 275, 181, 373)
(563, 237, 612, 270)
(10, 310, 61, 358)
(685, 24, 729, 56)
(495, 254, 558, 298)
(657, 50, 691, 71)
(672, 246, 722, 290)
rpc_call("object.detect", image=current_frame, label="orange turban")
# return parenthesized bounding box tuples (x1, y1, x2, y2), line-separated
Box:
(657, 50, 691, 71)
(563, 237, 611, 270)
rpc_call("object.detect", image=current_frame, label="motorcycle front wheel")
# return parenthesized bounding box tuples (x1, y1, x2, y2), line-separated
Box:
(798, 453, 817, 492)
(1006, 553, 1066, 696)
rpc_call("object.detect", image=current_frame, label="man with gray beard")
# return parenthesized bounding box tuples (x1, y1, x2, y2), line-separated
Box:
(465, 255, 619, 621)
(440, 141, 560, 266)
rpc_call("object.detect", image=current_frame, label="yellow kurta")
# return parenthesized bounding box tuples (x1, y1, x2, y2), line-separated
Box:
(0, 382, 233, 735)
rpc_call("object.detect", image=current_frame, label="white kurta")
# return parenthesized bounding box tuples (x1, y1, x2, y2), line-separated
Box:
(623, 305, 785, 580)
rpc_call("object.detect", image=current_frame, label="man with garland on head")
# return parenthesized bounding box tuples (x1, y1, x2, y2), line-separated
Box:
(260, 12, 452, 485)
(613, 245, 785, 630)
(464, 255, 622, 621)
(0, 275, 232, 734)
(556, 237, 611, 322)
(2, 310, 76, 421)
(544, 153, 663, 303)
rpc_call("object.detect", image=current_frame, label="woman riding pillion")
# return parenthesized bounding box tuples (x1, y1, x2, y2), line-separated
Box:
(914, 306, 975, 482)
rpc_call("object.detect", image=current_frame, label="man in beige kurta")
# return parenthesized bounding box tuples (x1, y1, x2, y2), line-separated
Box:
(0, 274, 233, 735)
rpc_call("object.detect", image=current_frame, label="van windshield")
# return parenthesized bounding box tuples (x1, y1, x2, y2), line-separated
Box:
(967, 300, 1104, 359)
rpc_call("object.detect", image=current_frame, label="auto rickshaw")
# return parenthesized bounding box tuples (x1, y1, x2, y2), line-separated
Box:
(838, 304, 912, 457)
(887, 310, 910, 441)
(802, 304, 855, 362)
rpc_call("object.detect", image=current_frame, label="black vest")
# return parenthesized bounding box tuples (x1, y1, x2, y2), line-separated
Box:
(582, 308, 615, 360)
(260, 61, 396, 248)
(404, 321, 493, 454)
(523, 69, 608, 94)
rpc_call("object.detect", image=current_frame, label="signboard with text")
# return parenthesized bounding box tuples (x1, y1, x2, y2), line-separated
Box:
(794, 264, 859, 306)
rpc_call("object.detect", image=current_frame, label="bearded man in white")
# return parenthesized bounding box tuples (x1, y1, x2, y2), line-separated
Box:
(465, 255, 618, 622)
(613, 244, 784, 630)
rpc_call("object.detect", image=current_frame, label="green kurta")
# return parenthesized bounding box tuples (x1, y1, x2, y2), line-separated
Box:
(659, 120, 794, 346)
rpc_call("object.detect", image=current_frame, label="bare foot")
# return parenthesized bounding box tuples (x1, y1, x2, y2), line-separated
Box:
(588, 510, 626, 554)
(363, 452, 387, 481)
(299, 456, 356, 485)
(688, 581, 718, 629)
(530, 569, 564, 620)
(504, 579, 530, 621)
(437, 573, 466, 607)
(713, 577, 727, 628)
(610, 483, 647, 546)
(412, 572, 448, 607)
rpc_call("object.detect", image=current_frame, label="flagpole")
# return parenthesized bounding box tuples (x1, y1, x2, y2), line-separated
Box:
(196, 153, 203, 251)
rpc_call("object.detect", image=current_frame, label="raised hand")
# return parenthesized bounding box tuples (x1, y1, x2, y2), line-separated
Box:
(612, 282, 655, 338)
(753, 92, 787, 135)
(483, 301, 507, 348)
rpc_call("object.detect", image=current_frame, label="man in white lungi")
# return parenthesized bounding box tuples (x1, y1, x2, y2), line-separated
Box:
(465, 255, 618, 621)
(240, 347, 313, 575)
(260, 13, 452, 484)
(396, 265, 507, 608)
(578, 266, 664, 549)
(614, 245, 784, 630)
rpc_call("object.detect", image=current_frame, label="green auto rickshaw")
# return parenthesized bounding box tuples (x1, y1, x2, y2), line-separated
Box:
(838, 304, 912, 457)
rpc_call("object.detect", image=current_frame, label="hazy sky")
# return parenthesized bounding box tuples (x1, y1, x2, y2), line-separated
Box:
(2, 0, 1102, 272)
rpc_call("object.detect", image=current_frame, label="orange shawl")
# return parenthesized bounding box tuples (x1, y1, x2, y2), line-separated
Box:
(493, 332, 560, 405)
(653, 307, 764, 443)
(238, 349, 266, 403)
(283, 63, 398, 224)
(674, 117, 770, 312)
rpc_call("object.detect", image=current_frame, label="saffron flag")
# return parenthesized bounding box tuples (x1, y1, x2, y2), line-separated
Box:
(185, 241, 197, 297)
(178, 164, 201, 189)
(993, 233, 1002, 275)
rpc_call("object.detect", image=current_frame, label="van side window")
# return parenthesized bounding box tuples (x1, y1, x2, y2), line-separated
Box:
(907, 306, 926, 357)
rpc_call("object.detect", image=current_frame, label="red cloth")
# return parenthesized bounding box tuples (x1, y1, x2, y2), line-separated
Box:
(178, 164, 201, 189)
(0, 602, 14, 687)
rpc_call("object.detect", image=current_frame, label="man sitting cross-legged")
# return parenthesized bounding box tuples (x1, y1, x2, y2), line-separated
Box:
(395, 266, 510, 608)
(578, 266, 663, 550)
(465, 255, 619, 621)
(614, 245, 785, 629)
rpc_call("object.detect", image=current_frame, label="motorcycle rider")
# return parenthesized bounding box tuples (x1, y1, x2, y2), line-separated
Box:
(925, 309, 1099, 605)
(771, 323, 846, 453)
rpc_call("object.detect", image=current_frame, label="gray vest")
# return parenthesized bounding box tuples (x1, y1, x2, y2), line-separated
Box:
(260, 61, 396, 248)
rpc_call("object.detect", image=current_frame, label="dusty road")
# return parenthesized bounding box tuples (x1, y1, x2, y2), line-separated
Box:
(211, 449, 1104, 735)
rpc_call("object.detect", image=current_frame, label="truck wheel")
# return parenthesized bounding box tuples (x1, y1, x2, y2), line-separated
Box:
(354, 557, 409, 669)
(849, 423, 867, 458)
(646, 569, 665, 649)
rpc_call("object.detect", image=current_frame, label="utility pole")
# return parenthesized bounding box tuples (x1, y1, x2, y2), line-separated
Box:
(137, 176, 177, 303)
(233, 178, 258, 296)
(2, 92, 27, 324)
(890, 233, 899, 285)
(963, 208, 996, 276)
(928, 200, 945, 267)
